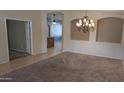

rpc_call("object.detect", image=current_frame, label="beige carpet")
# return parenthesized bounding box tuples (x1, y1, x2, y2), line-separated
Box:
(0, 52, 123, 82)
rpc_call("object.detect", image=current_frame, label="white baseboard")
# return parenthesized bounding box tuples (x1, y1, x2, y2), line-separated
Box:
(62, 49, 123, 60)
(0, 59, 9, 64)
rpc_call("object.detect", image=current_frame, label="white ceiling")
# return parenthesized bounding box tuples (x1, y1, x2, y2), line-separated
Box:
(47, 10, 124, 22)
(107, 10, 124, 15)
(91, 10, 124, 15)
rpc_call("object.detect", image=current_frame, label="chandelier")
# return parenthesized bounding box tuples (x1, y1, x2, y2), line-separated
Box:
(76, 10, 95, 32)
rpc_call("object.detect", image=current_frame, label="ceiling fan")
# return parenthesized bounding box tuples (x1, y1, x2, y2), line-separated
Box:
(52, 14, 56, 24)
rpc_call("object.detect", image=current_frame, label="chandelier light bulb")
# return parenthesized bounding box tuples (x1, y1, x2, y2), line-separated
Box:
(91, 22, 95, 27)
(76, 22, 79, 27)
(76, 22, 81, 27)
(79, 19, 82, 24)
(90, 19, 93, 23)
(86, 21, 89, 26)
(88, 24, 91, 27)
(83, 18, 86, 23)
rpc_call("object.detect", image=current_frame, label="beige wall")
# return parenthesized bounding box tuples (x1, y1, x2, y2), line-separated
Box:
(1, 10, 124, 64)
(41, 11, 48, 53)
(40, 10, 124, 59)
(62, 10, 124, 59)
(0, 10, 42, 64)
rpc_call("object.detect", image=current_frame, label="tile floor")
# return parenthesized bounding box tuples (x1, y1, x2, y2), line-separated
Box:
(0, 40, 62, 76)
(9, 50, 30, 60)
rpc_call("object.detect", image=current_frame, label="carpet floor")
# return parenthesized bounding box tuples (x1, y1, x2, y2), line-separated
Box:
(0, 52, 123, 82)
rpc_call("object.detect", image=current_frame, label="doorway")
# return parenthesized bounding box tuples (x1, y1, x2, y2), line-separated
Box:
(47, 12, 63, 54)
(6, 19, 32, 60)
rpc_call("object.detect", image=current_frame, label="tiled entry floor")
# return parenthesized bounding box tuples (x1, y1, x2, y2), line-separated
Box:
(0, 48, 62, 76)
(9, 50, 30, 60)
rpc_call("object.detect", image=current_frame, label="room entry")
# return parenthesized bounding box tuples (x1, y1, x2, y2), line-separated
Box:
(47, 12, 63, 53)
(6, 19, 32, 60)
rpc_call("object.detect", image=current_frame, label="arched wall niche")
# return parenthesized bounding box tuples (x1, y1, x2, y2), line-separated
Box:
(71, 18, 89, 41)
(96, 17, 123, 43)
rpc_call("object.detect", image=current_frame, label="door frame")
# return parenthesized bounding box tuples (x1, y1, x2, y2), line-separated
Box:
(46, 12, 64, 52)
(4, 17, 33, 61)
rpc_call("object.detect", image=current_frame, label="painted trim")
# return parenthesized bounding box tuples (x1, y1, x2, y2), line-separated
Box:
(4, 17, 33, 62)
(64, 49, 123, 60)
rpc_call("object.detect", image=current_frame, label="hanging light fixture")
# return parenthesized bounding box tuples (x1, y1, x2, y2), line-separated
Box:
(52, 14, 56, 24)
(76, 10, 95, 32)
